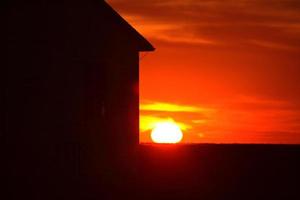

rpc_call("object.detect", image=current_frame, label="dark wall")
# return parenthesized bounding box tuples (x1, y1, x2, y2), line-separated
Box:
(5, 1, 140, 199)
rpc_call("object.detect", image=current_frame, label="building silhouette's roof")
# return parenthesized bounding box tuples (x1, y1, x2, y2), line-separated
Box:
(102, 1, 155, 52)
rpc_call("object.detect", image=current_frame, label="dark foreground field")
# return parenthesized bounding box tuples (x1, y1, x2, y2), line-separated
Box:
(7, 144, 300, 200)
(134, 144, 300, 200)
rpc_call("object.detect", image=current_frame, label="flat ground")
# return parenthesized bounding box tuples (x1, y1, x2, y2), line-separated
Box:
(133, 144, 300, 200)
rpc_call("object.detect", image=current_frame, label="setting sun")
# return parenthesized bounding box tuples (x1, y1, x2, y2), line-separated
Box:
(110, 0, 300, 144)
(151, 122, 183, 144)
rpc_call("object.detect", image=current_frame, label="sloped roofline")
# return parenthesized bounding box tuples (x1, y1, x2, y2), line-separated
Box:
(103, 1, 155, 52)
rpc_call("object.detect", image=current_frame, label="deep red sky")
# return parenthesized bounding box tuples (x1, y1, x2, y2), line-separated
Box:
(108, 0, 300, 144)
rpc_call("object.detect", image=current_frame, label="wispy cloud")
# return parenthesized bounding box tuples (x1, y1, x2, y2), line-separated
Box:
(109, 0, 300, 50)
(140, 101, 213, 113)
(122, 14, 217, 45)
(140, 115, 191, 132)
(249, 39, 298, 50)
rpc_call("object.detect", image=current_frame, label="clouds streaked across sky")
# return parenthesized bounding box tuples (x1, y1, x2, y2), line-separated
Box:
(110, 0, 300, 49)
(108, 0, 300, 143)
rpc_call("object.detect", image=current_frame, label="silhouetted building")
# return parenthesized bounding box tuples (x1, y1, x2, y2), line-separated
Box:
(6, 1, 153, 199)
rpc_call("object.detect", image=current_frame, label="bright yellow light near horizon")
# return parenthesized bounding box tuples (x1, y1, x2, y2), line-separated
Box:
(140, 102, 202, 112)
(140, 115, 190, 133)
(151, 122, 183, 144)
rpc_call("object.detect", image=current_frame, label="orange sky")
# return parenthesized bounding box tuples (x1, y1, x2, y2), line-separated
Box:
(108, 0, 300, 144)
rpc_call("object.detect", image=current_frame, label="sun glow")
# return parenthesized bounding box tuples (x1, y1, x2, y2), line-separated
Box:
(151, 122, 183, 144)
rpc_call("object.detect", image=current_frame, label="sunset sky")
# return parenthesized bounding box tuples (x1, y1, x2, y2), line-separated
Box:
(108, 0, 300, 144)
